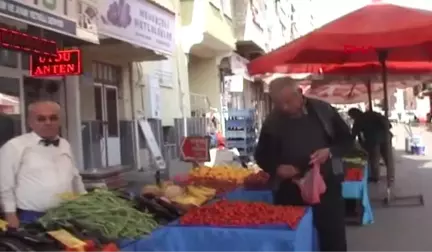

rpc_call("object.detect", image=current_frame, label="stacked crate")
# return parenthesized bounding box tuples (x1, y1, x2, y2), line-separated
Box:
(225, 109, 257, 157)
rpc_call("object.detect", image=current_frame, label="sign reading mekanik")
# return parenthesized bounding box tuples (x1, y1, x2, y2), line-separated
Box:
(30, 49, 82, 76)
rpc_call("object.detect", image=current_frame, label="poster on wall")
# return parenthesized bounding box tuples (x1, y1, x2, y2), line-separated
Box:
(147, 75, 162, 119)
(224, 75, 244, 92)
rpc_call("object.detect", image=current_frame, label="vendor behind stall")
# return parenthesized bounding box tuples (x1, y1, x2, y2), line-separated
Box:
(0, 100, 86, 227)
(255, 77, 353, 251)
(347, 108, 393, 182)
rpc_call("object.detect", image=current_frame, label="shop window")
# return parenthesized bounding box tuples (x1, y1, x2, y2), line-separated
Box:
(0, 77, 22, 146)
(21, 53, 30, 70)
(92, 61, 121, 86)
(0, 49, 18, 68)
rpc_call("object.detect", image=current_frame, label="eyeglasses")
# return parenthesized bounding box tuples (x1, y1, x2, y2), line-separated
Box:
(36, 114, 59, 122)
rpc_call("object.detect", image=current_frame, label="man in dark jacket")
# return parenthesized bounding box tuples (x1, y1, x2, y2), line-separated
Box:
(348, 108, 394, 182)
(255, 77, 353, 251)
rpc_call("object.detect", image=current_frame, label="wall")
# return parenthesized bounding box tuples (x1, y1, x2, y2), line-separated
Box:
(188, 56, 220, 111)
(131, 0, 191, 126)
(205, 2, 235, 49)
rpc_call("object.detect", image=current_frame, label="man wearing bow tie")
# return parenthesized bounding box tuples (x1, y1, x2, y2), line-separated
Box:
(0, 100, 86, 228)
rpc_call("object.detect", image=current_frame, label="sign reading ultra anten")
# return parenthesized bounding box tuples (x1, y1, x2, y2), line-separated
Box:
(97, 0, 175, 54)
(30, 49, 82, 76)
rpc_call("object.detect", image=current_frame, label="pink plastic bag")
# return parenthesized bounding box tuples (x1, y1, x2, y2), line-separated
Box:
(294, 163, 326, 204)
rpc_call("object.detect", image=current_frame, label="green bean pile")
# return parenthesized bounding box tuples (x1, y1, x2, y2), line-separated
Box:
(38, 190, 159, 239)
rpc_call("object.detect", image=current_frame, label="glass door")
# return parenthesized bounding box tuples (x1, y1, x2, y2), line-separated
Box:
(94, 83, 121, 167)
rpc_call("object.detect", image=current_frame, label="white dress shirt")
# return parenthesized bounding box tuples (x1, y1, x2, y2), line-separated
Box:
(0, 132, 86, 212)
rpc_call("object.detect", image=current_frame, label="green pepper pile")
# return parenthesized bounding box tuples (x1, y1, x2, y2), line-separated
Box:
(38, 190, 159, 239)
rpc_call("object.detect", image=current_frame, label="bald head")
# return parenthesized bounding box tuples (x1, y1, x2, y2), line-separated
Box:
(269, 76, 301, 98)
(28, 100, 61, 139)
(269, 76, 304, 115)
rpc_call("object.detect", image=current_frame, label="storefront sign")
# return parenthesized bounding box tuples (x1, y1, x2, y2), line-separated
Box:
(0, 27, 57, 56)
(98, 0, 175, 54)
(30, 49, 82, 76)
(0, 0, 77, 37)
(180, 136, 210, 162)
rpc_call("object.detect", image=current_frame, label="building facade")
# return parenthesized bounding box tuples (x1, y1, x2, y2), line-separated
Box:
(0, 0, 100, 169)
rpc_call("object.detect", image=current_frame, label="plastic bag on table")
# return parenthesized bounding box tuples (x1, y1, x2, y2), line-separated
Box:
(294, 163, 326, 204)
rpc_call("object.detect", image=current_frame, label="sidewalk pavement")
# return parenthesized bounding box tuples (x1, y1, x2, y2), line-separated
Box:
(347, 124, 432, 250)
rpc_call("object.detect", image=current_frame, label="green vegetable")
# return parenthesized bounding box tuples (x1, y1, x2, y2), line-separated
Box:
(38, 189, 159, 239)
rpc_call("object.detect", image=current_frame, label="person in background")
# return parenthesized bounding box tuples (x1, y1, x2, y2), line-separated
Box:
(0, 100, 86, 228)
(347, 108, 394, 183)
(255, 77, 353, 251)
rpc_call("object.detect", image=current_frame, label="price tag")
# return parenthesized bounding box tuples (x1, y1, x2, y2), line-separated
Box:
(0, 219, 8, 231)
(48, 229, 86, 250)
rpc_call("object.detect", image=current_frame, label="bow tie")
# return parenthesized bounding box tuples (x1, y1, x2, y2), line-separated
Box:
(40, 139, 60, 147)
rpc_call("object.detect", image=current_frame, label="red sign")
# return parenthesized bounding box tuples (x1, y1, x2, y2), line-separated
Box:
(30, 49, 82, 77)
(0, 27, 57, 56)
(180, 136, 210, 162)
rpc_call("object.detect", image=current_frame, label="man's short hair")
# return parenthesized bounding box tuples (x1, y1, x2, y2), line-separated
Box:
(268, 76, 300, 97)
(27, 100, 61, 114)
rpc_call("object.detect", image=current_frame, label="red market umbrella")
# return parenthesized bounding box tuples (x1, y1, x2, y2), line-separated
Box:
(248, 3, 432, 73)
(313, 61, 432, 109)
(300, 78, 425, 104)
(248, 1, 431, 205)
(322, 62, 432, 76)
(301, 83, 385, 104)
(247, 2, 432, 117)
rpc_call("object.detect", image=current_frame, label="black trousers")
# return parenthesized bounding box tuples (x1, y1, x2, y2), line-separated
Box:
(273, 176, 347, 251)
(364, 138, 394, 181)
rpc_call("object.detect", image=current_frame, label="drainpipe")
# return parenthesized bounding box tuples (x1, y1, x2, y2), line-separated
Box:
(129, 62, 141, 171)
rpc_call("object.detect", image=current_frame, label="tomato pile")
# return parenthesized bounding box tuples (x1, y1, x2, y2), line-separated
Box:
(179, 200, 306, 229)
(244, 171, 270, 190)
(344, 167, 364, 181)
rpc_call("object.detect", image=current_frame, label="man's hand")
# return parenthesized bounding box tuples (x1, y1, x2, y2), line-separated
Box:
(310, 148, 331, 164)
(5, 213, 19, 229)
(276, 164, 299, 179)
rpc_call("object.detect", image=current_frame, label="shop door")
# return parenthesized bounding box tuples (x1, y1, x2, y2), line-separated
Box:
(94, 84, 121, 167)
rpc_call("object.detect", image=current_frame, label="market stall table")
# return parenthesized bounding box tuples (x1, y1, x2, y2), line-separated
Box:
(119, 193, 318, 251)
(342, 167, 374, 225)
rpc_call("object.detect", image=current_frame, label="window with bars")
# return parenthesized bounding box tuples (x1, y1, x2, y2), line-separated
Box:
(92, 61, 122, 86)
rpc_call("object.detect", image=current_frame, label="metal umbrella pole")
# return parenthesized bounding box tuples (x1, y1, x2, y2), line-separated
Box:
(378, 50, 424, 207)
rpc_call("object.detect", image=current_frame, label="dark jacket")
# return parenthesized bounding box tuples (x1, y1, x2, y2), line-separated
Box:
(255, 98, 354, 178)
(352, 111, 392, 147)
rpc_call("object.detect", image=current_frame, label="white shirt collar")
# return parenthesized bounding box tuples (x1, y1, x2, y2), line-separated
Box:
(29, 132, 60, 145)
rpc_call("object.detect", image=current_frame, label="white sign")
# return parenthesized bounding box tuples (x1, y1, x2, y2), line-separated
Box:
(138, 119, 166, 170)
(98, 0, 175, 54)
(147, 75, 162, 119)
(263, 82, 269, 93)
(230, 53, 252, 80)
(224, 75, 244, 92)
(154, 57, 173, 88)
